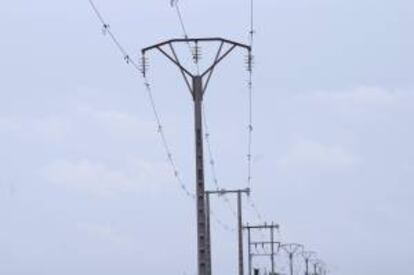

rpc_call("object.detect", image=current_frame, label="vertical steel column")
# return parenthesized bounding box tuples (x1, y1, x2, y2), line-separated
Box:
(237, 192, 244, 275)
(206, 192, 212, 275)
(247, 227, 252, 275)
(270, 223, 275, 275)
(193, 75, 208, 275)
(305, 258, 309, 275)
(303, 251, 316, 275)
(289, 253, 294, 275)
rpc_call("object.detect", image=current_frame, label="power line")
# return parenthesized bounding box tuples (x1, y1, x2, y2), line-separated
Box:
(170, 0, 189, 39)
(88, 0, 193, 198)
(202, 106, 238, 218)
(87, 0, 236, 233)
(169, 0, 239, 220)
(169, 0, 262, 226)
(89, 0, 265, 239)
(249, 0, 256, 48)
(171, 0, 264, 227)
(87, 1, 329, 273)
(244, 0, 266, 226)
(170, 0, 200, 74)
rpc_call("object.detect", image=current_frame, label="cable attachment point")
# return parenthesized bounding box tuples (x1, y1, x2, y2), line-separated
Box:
(192, 42, 202, 64)
(124, 55, 131, 64)
(101, 24, 110, 35)
(140, 54, 149, 77)
(249, 29, 256, 42)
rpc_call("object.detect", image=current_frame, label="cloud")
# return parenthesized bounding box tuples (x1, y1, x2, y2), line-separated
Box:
(0, 117, 21, 132)
(74, 104, 155, 141)
(75, 221, 125, 245)
(42, 158, 169, 196)
(297, 86, 412, 107)
(0, 116, 69, 139)
(0, 107, 154, 142)
(277, 137, 361, 169)
(0, 84, 156, 144)
(273, 86, 413, 172)
(318, 86, 398, 104)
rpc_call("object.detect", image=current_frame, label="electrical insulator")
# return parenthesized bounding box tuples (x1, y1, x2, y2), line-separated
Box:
(245, 52, 254, 72)
(101, 24, 110, 35)
(192, 43, 202, 64)
(140, 55, 149, 77)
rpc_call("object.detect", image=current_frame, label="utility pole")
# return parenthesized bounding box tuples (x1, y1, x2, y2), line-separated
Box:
(243, 223, 280, 275)
(281, 243, 304, 275)
(142, 38, 251, 275)
(246, 241, 281, 275)
(312, 259, 326, 275)
(312, 261, 318, 275)
(302, 251, 316, 275)
(205, 188, 250, 275)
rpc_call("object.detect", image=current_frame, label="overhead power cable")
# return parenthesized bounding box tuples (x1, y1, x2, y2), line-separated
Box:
(169, 0, 263, 225)
(87, 1, 328, 268)
(169, 0, 237, 219)
(249, 0, 256, 48)
(170, 0, 200, 74)
(87, 0, 233, 232)
(244, 0, 266, 225)
(202, 107, 238, 218)
(170, 0, 189, 39)
(88, 0, 192, 199)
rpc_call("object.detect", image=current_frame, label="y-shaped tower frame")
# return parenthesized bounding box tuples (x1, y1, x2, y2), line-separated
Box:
(302, 251, 317, 275)
(142, 37, 251, 275)
(281, 243, 304, 275)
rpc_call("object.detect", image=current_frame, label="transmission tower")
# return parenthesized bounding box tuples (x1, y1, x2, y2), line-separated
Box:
(311, 259, 327, 275)
(243, 223, 280, 275)
(281, 243, 304, 275)
(302, 251, 317, 275)
(142, 37, 251, 275)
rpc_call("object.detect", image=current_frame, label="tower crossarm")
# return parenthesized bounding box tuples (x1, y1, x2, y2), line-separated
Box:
(141, 37, 251, 96)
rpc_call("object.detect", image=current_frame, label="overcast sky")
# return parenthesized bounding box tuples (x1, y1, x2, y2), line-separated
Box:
(0, 0, 413, 275)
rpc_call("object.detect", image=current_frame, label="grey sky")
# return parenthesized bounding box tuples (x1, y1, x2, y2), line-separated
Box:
(0, 0, 413, 274)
